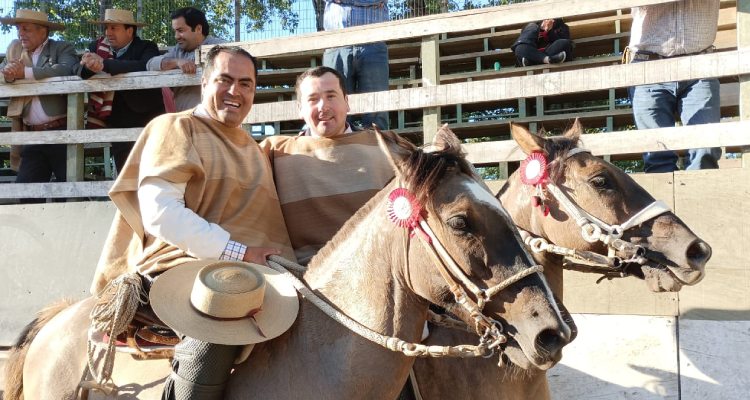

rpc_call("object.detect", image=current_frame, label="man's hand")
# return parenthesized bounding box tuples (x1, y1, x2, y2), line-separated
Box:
(2, 60, 25, 82)
(80, 52, 104, 73)
(177, 59, 197, 74)
(242, 247, 282, 265)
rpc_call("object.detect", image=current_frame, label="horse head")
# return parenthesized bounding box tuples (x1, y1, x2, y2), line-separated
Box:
(501, 121, 711, 292)
(374, 126, 572, 370)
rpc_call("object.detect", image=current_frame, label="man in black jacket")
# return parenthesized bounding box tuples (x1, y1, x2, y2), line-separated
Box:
(511, 18, 573, 67)
(77, 9, 165, 172)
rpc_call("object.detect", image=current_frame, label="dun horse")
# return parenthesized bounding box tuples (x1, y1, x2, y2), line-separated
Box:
(5, 128, 573, 399)
(410, 122, 712, 399)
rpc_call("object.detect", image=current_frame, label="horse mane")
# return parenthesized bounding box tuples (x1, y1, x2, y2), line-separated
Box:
(496, 127, 581, 198)
(308, 129, 475, 269)
(401, 131, 476, 205)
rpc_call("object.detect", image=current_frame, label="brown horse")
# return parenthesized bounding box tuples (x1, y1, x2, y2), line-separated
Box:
(410, 122, 712, 400)
(5, 128, 573, 399)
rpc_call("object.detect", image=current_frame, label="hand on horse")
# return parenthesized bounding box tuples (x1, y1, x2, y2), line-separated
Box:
(242, 246, 282, 265)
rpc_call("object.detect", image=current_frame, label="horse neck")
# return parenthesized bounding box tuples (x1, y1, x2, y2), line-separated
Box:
(303, 185, 428, 342)
(499, 174, 565, 296)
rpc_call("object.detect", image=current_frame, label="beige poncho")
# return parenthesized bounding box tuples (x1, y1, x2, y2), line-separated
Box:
(91, 109, 295, 294)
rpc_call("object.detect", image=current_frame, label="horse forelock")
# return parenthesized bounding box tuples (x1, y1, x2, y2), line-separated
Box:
(545, 135, 581, 182)
(401, 142, 475, 206)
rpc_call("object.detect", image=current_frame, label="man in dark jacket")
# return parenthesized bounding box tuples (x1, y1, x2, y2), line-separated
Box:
(511, 18, 573, 67)
(77, 9, 165, 172)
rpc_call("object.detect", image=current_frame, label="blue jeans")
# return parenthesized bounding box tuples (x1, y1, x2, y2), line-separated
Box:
(630, 60, 721, 172)
(323, 42, 389, 130)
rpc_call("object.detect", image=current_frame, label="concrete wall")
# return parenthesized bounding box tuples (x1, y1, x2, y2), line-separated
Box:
(0, 201, 115, 344)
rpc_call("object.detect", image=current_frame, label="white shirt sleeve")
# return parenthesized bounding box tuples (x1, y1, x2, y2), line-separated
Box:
(138, 176, 231, 259)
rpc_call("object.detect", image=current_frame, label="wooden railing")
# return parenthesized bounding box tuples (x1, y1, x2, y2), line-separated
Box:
(0, 0, 747, 200)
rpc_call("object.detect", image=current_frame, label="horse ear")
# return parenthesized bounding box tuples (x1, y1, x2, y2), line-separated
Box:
(510, 123, 548, 156)
(430, 124, 462, 152)
(564, 118, 583, 141)
(374, 126, 407, 176)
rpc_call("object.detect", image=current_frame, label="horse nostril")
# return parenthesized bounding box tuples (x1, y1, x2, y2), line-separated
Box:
(686, 239, 712, 268)
(535, 328, 568, 357)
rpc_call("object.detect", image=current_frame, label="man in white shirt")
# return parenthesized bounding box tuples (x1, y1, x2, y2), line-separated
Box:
(146, 7, 225, 111)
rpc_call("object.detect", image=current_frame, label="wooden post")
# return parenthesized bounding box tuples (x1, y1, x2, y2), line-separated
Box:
(739, 0, 750, 167)
(421, 35, 440, 145)
(66, 93, 84, 183)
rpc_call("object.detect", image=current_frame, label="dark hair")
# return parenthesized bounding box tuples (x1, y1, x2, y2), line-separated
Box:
(170, 7, 209, 36)
(295, 66, 347, 99)
(203, 45, 258, 83)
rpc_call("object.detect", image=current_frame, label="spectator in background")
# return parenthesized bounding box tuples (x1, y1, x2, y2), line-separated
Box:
(146, 7, 225, 112)
(76, 9, 165, 173)
(0, 9, 78, 202)
(261, 66, 395, 265)
(628, 0, 721, 172)
(511, 18, 573, 67)
(322, 0, 389, 129)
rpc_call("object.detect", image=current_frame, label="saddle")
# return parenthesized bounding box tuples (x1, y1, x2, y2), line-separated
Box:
(91, 305, 178, 361)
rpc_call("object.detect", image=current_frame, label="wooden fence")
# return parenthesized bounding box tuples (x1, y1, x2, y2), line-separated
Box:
(0, 1, 748, 397)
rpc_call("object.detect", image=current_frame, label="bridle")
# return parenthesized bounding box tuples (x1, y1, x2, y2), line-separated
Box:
(388, 181, 544, 355)
(519, 148, 671, 280)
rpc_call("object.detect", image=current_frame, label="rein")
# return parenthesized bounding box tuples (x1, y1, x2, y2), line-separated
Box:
(266, 255, 494, 359)
(263, 180, 543, 362)
(521, 148, 670, 279)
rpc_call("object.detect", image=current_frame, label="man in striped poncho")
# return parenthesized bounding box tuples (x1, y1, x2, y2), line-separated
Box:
(261, 66, 395, 265)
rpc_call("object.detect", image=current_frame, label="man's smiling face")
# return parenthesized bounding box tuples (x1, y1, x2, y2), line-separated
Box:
(201, 50, 256, 128)
(298, 72, 350, 138)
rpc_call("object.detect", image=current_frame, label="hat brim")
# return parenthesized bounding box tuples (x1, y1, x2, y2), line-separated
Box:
(89, 19, 147, 27)
(150, 260, 300, 346)
(0, 18, 64, 31)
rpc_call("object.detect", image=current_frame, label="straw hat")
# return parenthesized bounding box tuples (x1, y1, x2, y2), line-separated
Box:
(90, 9, 147, 27)
(0, 9, 65, 31)
(149, 260, 299, 345)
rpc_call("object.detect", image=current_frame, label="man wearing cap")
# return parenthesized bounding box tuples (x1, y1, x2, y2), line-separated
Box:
(0, 9, 77, 198)
(92, 45, 295, 399)
(76, 9, 165, 172)
(146, 7, 225, 111)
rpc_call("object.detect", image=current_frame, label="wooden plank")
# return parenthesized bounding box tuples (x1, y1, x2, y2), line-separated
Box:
(548, 314, 678, 399)
(0, 69, 198, 97)
(66, 93, 85, 182)
(422, 35, 441, 144)
(0, 128, 141, 145)
(247, 49, 750, 123)
(679, 319, 750, 399)
(0, 181, 113, 199)
(739, 0, 750, 167)
(215, 0, 680, 60)
(465, 120, 750, 164)
(674, 168, 749, 270)
(678, 268, 750, 321)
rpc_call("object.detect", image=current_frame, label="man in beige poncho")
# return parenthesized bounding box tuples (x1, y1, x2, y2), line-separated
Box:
(93, 45, 295, 399)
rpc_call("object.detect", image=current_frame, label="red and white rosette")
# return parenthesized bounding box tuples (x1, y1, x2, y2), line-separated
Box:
(519, 151, 548, 186)
(386, 188, 422, 229)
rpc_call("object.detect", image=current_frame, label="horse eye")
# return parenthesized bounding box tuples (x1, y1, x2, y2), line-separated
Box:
(588, 174, 611, 190)
(447, 215, 468, 231)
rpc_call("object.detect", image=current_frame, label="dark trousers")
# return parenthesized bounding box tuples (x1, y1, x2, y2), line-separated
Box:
(111, 142, 134, 174)
(514, 39, 574, 66)
(15, 144, 68, 204)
